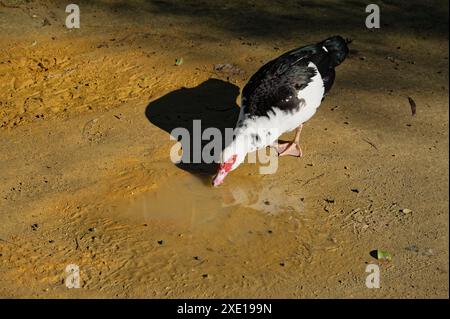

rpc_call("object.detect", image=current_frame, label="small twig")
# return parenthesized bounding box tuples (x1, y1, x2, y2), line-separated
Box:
(362, 138, 378, 150)
(302, 173, 325, 186)
(408, 96, 417, 116)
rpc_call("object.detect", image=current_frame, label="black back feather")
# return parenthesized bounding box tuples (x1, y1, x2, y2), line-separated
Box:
(241, 36, 348, 118)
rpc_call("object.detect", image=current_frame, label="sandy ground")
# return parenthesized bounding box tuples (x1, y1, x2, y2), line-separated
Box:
(0, 0, 448, 298)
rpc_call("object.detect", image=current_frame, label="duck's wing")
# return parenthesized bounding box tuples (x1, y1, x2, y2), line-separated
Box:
(241, 44, 333, 118)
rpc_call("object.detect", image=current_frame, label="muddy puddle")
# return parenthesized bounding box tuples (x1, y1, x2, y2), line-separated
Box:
(119, 172, 306, 233)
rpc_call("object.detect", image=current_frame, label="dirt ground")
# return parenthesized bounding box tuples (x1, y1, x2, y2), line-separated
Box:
(0, 0, 448, 298)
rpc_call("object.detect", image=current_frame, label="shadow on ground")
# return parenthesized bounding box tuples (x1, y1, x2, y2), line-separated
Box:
(145, 79, 240, 176)
(86, 0, 448, 39)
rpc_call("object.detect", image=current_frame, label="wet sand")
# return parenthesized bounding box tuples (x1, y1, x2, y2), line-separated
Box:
(0, 0, 448, 298)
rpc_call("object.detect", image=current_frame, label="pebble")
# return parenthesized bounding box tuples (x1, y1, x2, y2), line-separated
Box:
(401, 208, 413, 214)
(423, 248, 434, 256)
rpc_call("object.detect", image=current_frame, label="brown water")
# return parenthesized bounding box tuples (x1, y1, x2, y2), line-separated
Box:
(120, 171, 306, 234)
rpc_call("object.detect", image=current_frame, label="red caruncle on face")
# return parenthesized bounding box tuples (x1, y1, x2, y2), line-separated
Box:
(219, 154, 237, 173)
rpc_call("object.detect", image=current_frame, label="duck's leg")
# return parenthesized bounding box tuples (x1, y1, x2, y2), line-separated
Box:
(275, 124, 303, 157)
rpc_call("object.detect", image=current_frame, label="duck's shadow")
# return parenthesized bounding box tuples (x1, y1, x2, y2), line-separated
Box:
(145, 79, 240, 177)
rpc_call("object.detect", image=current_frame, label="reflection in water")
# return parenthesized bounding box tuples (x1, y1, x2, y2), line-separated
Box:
(220, 181, 305, 215)
(118, 172, 339, 260)
(125, 174, 305, 231)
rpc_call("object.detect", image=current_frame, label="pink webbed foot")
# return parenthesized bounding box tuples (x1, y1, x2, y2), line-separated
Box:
(276, 142, 302, 157)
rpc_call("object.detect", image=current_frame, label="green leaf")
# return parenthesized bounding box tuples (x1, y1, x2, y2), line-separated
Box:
(175, 57, 183, 66)
(377, 249, 392, 261)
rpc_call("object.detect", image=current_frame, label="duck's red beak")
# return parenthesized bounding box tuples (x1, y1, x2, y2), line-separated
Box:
(211, 154, 237, 187)
(212, 170, 228, 187)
